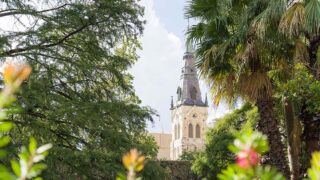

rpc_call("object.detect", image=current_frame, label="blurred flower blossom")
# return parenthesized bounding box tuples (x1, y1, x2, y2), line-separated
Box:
(3, 64, 31, 85)
(122, 148, 145, 172)
(236, 148, 259, 169)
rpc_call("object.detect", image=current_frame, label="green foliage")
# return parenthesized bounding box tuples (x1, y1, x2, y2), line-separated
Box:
(140, 160, 167, 180)
(179, 151, 199, 161)
(307, 152, 320, 180)
(0, 0, 162, 179)
(0, 64, 52, 180)
(218, 165, 285, 180)
(218, 130, 285, 180)
(191, 103, 258, 179)
(229, 129, 269, 155)
(217, 130, 320, 180)
(11, 138, 52, 180)
(186, 0, 320, 178)
(274, 63, 320, 113)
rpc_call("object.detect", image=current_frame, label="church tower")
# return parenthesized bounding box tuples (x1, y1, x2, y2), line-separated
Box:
(170, 43, 208, 160)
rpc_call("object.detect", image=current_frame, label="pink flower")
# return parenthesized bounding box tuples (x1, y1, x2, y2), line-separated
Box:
(236, 148, 259, 169)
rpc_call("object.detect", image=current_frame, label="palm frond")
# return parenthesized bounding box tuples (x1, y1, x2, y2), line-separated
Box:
(305, 0, 320, 34)
(251, 10, 269, 39)
(293, 39, 309, 63)
(267, 0, 287, 21)
(205, 38, 235, 63)
(238, 71, 272, 100)
(251, 0, 287, 39)
(185, 0, 231, 22)
(235, 40, 264, 73)
(279, 2, 305, 38)
(206, 72, 237, 106)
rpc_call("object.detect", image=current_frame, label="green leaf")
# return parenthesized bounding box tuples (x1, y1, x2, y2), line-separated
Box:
(305, 0, 320, 34)
(116, 173, 126, 180)
(0, 149, 7, 158)
(29, 137, 37, 153)
(28, 163, 47, 178)
(0, 111, 6, 120)
(10, 160, 20, 176)
(0, 122, 13, 132)
(0, 136, 10, 148)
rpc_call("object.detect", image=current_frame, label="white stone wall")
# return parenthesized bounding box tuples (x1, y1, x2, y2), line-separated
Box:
(170, 105, 208, 160)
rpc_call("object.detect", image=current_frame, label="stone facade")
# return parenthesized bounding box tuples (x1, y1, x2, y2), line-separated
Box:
(150, 133, 171, 160)
(170, 105, 208, 160)
(170, 50, 208, 160)
(150, 45, 208, 161)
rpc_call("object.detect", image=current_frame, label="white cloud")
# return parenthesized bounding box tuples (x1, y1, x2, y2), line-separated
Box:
(131, 0, 183, 133)
(131, 0, 230, 133)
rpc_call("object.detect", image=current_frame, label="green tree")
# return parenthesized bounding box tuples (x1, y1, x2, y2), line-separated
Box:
(179, 151, 198, 161)
(191, 103, 258, 179)
(248, 0, 320, 175)
(186, 0, 290, 175)
(0, 0, 161, 179)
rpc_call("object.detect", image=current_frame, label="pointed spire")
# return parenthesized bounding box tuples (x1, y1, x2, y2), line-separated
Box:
(170, 96, 174, 109)
(186, 18, 193, 53)
(173, 20, 206, 107)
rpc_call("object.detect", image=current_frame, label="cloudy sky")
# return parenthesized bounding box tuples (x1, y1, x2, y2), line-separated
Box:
(131, 0, 230, 133)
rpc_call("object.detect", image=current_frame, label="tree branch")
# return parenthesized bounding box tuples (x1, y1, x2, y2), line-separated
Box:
(0, 3, 70, 18)
(0, 24, 89, 56)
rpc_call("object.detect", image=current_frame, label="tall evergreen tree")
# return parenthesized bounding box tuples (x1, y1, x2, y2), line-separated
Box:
(0, 0, 160, 179)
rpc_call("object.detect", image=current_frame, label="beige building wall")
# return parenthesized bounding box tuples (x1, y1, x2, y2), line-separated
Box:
(170, 105, 208, 160)
(150, 133, 172, 160)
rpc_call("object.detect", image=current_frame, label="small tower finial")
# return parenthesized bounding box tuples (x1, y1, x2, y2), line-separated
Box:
(170, 96, 174, 109)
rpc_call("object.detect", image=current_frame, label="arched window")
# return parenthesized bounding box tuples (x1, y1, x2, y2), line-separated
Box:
(190, 86, 197, 100)
(177, 124, 180, 139)
(188, 123, 193, 138)
(196, 124, 201, 138)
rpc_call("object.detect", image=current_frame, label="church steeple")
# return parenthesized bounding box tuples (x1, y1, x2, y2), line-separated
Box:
(171, 43, 207, 109)
(170, 36, 209, 160)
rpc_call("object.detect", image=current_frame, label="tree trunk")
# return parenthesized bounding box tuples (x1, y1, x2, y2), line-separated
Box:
(301, 36, 320, 173)
(256, 92, 289, 177)
(284, 98, 302, 180)
(300, 103, 320, 173)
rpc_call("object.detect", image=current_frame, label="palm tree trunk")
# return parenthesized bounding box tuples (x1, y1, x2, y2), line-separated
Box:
(301, 37, 320, 173)
(283, 98, 301, 180)
(256, 91, 289, 177)
(300, 103, 320, 172)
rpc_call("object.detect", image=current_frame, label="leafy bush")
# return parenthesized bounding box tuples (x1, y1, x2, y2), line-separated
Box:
(218, 130, 285, 180)
(218, 129, 320, 180)
(191, 103, 258, 179)
(0, 64, 51, 180)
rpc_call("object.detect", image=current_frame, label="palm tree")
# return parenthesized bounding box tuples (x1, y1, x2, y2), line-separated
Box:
(280, 1, 320, 172)
(186, 0, 290, 176)
(251, 0, 320, 174)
